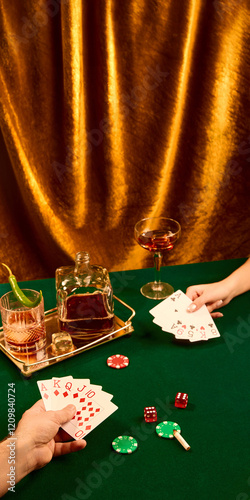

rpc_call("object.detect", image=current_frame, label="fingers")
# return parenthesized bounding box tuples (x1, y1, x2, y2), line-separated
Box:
(26, 399, 46, 413)
(211, 311, 224, 318)
(26, 402, 76, 426)
(52, 405, 77, 426)
(186, 302, 198, 312)
(186, 286, 202, 302)
(186, 285, 211, 309)
(20, 400, 46, 422)
(187, 297, 224, 313)
(206, 300, 223, 313)
(36, 399, 46, 410)
(54, 439, 87, 457)
(55, 428, 75, 442)
(186, 294, 208, 312)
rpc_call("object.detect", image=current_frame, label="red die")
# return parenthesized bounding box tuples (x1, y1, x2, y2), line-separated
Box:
(144, 406, 157, 423)
(175, 392, 188, 408)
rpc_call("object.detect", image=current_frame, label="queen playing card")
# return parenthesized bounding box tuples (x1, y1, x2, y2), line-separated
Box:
(37, 376, 118, 440)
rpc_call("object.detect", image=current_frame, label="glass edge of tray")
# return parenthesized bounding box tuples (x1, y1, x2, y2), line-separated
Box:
(0, 294, 135, 377)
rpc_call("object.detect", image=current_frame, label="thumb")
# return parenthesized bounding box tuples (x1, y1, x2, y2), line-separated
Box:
(53, 404, 76, 426)
(187, 295, 206, 312)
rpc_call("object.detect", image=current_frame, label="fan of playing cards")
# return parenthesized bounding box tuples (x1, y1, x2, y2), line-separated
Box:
(149, 290, 220, 342)
(37, 376, 118, 440)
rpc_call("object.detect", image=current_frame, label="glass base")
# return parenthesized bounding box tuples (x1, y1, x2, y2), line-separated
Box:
(140, 282, 174, 300)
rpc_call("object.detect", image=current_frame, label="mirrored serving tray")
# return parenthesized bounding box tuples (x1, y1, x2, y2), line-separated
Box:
(0, 295, 135, 377)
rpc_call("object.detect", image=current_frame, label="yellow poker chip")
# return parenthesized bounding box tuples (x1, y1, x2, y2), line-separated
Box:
(107, 354, 129, 369)
(112, 436, 138, 454)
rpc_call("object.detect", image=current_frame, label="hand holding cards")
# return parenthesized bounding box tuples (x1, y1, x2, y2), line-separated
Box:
(37, 376, 118, 440)
(149, 290, 220, 342)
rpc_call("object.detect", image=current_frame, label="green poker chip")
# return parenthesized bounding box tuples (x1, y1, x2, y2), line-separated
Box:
(112, 435, 138, 454)
(156, 421, 181, 439)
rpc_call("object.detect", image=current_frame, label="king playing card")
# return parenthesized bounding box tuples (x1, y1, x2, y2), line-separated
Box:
(37, 376, 118, 440)
(150, 290, 220, 342)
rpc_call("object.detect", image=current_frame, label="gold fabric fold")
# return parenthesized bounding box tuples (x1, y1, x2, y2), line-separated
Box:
(0, 0, 250, 281)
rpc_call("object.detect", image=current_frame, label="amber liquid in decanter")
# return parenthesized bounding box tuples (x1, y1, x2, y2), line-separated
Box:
(56, 252, 114, 345)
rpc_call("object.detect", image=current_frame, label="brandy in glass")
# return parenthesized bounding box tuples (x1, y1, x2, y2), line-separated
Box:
(134, 217, 181, 299)
(0, 289, 46, 362)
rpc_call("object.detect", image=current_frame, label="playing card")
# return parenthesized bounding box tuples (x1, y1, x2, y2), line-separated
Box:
(37, 379, 53, 410)
(61, 394, 118, 440)
(187, 318, 220, 342)
(167, 302, 220, 342)
(70, 378, 90, 402)
(150, 290, 191, 330)
(150, 290, 220, 342)
(71, 379, 114, 403)
(50, 376, 74, 410)
(37, 376, 118, 440)
(150, 290, 191, 339)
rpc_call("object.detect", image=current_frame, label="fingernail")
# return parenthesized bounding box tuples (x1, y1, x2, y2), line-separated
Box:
(217, 300, 223, 306)
(68, 405, 76, 412)
(187, 303, 197, 312)
(212, 312, 224, 318)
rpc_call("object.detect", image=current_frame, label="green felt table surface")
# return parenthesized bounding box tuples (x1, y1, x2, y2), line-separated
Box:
(1, 259, 250, 500)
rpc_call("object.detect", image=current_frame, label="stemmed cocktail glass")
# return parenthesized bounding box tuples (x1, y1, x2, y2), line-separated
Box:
(134, 217, 181, 299)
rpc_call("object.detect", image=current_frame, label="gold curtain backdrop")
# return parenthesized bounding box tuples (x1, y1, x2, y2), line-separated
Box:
(0, 0, 250, 281)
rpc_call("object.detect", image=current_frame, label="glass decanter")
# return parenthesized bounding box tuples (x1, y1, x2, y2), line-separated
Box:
(56, 252, 114, 345)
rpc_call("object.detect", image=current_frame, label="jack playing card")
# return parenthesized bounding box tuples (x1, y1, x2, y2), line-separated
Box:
(37, 376, 118, 440)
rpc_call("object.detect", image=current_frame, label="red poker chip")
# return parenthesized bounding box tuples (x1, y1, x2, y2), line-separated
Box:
(107, 354, 129, 369)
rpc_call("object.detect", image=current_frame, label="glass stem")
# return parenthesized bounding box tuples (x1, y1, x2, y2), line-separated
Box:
(153, 252, 163, 290)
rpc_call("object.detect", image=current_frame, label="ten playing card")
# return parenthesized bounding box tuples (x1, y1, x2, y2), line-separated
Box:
(37, 376, 118, 440)
(62, 394, 118, 440)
